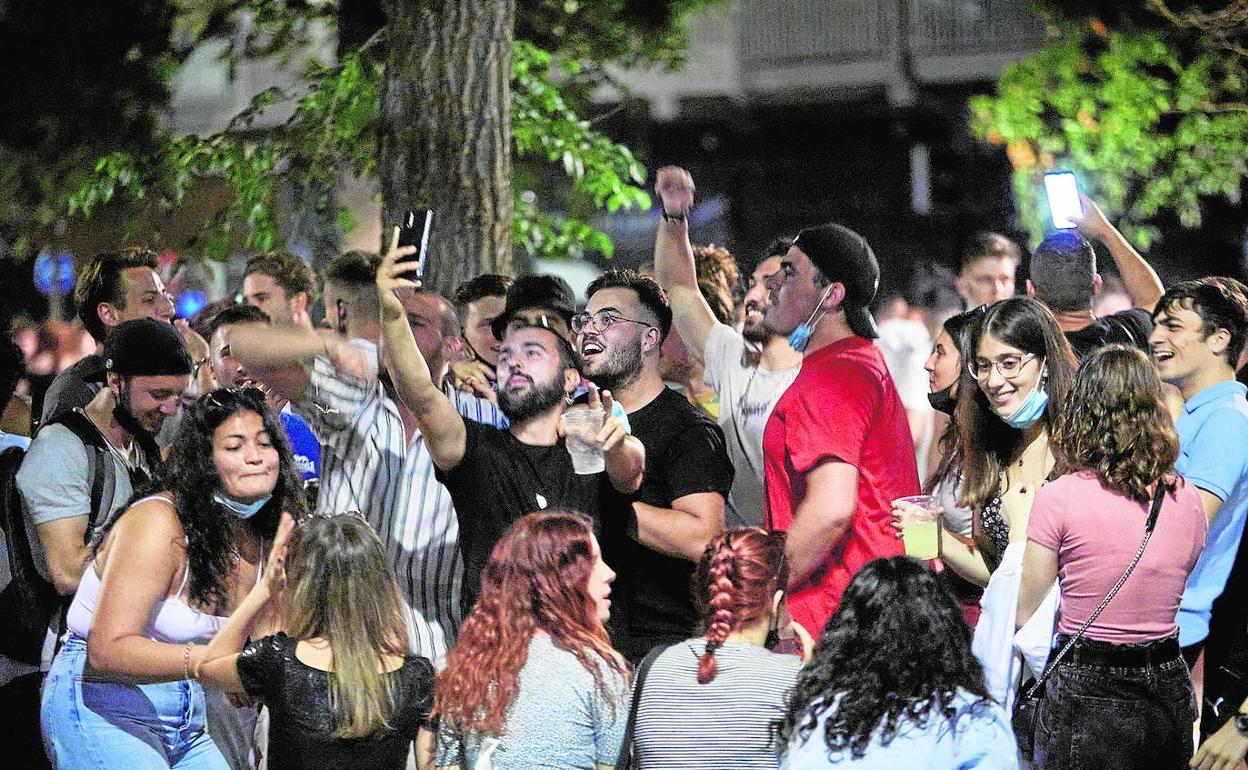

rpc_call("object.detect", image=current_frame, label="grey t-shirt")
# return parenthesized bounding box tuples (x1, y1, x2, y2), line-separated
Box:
(436, 633, 629, 769)
(702, 324, 800, 527)
(15, 422, 147, 582)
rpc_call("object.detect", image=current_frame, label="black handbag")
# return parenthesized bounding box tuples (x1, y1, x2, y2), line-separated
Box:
(615, 644, 671, 770)
(1011, 482, 1166, 760)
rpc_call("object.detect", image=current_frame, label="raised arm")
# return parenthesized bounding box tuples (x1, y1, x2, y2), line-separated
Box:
(196, 514, 295, 693)
(229, 323, 371, 402)
(377, 229, 468, 471)
(651, 166, 718, 358)
(1075, 194, 1164, 311)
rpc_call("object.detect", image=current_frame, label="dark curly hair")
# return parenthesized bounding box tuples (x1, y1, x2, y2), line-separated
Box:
(778, 557, 991, 761)
(95, 388, 307, 608)
(1052, 345, 1179, 503)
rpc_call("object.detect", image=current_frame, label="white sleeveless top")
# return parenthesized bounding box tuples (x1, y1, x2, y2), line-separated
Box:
(66, 494, 258, 645)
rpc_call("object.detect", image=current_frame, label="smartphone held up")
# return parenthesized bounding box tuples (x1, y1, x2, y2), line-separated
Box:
(1043, 171, 1082, 230)
(395, 209, 433, 282)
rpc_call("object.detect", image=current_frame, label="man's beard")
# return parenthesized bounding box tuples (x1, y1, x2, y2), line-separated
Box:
(742, 320, 770, 345)
(584, 344, 643, 393)
(498, 374, 567, 425)
(115, 382, 162, 436)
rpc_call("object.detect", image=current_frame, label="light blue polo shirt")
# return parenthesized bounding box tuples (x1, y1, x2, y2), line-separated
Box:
(1176, 380, 1248, 647)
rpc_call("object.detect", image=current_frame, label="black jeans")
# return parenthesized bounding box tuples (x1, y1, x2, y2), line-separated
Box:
(1035, 637, 1196, 770)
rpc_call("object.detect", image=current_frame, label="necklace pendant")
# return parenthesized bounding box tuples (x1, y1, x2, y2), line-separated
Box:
(535, 493, 548, 510)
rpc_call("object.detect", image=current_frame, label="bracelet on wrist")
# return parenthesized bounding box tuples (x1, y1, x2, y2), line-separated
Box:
(660, 208, 688, 224)
(183, 643, 195, 681)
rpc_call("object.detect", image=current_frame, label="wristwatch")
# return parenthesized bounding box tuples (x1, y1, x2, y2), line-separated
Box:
(1233, 712, 1248, 734)
(660, 208, 687, 224)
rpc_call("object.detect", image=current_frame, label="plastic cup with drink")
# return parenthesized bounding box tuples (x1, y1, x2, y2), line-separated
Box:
(560, 408, 606, 475)
(893, 494, 941, 560)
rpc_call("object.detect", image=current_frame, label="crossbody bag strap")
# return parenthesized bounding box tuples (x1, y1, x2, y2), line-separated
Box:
(1022, 481, 1168, 699)
(617, 644, 672, 768)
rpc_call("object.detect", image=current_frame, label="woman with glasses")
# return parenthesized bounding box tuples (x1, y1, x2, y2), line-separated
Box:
(630, 528, 813, 769)
(196, 513, 435, 770)
(1015, 346, 1205, 769)
(897, 297, 1076, 709)
(431, 510, 629, 769)
(41, 387, 308, 770)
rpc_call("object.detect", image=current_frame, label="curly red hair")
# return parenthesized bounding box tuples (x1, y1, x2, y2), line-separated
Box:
(433, 511, 625, 736)
(694, 528, 787, 683)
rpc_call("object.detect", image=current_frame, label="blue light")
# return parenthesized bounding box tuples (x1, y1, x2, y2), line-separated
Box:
(33, 250, 75, 295)
(176, 291, 208, 319)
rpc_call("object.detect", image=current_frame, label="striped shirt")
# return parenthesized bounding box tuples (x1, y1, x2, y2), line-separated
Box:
(634, 640, 802, 769)
(292, 357, 507, 664)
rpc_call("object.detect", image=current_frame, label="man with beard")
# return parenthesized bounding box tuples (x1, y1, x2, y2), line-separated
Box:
(652, 166, 801, 526)
(377, 242, 644, 610)
(761, 223, 918, 636)
(229, 273, 507, 663)
(18, 318, 190, 599)
(579, 267, 733, 661)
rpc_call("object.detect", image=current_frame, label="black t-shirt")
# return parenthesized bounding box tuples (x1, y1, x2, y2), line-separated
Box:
(237, 633, 434, 770)
(436, 419, 604, 611)
(602, 387, 733, 661)
(1064, 308, 1153, 361)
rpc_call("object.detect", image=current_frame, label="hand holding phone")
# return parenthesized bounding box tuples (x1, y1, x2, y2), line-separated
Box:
(396, 209, 433, 281)
(1043, 171, 1082, 230)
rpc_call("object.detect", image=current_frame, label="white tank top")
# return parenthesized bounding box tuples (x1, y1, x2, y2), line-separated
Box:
(66, 494, 258, 645)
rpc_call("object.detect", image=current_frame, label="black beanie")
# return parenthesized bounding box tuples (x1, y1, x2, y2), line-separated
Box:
(103, 318, 193, 377)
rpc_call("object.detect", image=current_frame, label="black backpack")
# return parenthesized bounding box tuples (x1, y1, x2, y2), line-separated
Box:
(0, 411, 115, 664)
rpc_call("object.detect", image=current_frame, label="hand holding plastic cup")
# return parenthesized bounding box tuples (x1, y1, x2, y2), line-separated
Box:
(560, 408, 606, 474)
(893, 495, 942, 560)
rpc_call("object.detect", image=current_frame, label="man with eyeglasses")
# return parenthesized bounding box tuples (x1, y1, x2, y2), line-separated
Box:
(760, 223, 919, 637)
(652, 166, 801, 528)
(578, 268, 733, 662)
(375, 246, 644, 614)
(38, 248, 209, 434)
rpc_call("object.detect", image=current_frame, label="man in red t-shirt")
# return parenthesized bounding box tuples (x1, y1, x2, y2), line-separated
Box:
(762, 223, 920, 635)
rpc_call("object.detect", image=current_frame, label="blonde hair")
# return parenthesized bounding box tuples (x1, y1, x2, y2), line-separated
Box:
(284, 514, 410, 739)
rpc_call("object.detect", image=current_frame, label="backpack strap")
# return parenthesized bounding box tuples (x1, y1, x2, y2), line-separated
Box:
(44, 410, 113, 543)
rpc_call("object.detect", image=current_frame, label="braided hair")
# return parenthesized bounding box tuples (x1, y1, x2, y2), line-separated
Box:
(694, 528, 787, 684)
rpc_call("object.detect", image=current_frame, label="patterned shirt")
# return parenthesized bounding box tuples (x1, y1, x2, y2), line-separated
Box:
(292, 357, 507, 664)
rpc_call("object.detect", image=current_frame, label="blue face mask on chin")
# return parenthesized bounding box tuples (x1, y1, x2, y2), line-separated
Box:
(1002, 369, 1049, 429)
(787, 284, 836, 353)
(213, 492, 272, 520)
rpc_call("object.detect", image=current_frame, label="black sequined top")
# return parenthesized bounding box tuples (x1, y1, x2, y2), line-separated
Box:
(980, 496, 1011, 557)
(237, 633, 435, 770)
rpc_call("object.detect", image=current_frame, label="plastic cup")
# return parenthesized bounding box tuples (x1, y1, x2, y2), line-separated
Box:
(894, 494, 941, 560)
(560, 409, 606, 475)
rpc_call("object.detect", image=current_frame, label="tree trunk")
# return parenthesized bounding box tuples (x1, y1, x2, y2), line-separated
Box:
(378, 0, 514, 296)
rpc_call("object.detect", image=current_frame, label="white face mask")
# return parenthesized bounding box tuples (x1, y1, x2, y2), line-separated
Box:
(213, 492, 271, 520)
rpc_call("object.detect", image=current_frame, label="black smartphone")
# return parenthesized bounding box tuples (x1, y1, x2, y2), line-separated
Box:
(396, 209, 433, 281)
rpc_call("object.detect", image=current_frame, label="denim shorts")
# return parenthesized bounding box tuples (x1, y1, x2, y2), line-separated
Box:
(1034, 637, 1196, 770)
(41, 635, 229, 770)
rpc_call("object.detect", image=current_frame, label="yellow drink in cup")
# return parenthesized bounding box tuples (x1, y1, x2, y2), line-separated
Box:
(893, 495, 941, 560)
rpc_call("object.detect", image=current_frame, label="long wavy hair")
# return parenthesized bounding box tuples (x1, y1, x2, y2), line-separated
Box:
(956, 297, 1077, 513)
(284, 514, 411, 739)
(433, 511, 626, 737)
(695, 528, 787, 684)
(96, 388, 307, 608)
(778, 557, 991, 760)
(923, 306, 986, 494)
(1051, 345, 1179, 503)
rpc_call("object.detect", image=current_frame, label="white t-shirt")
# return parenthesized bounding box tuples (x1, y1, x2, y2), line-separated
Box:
(702, 324, 800, 527)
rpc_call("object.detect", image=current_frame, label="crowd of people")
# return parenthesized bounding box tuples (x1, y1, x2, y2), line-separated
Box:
(2, 163, 1248, 770)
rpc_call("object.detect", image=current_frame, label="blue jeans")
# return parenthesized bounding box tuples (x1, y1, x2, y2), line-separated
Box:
(1035, 637, 1196, 770)
(41, 635, 229, 770)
